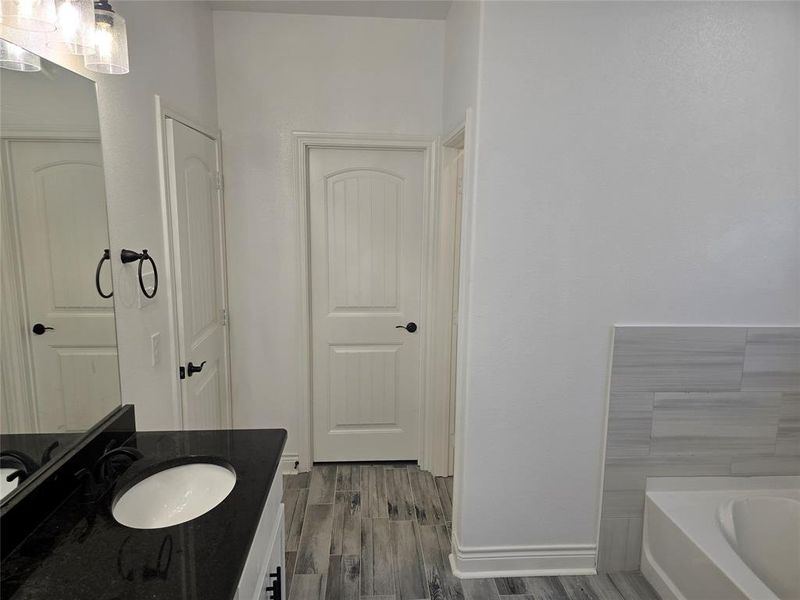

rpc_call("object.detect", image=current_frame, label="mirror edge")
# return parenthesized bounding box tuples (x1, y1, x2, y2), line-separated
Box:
(0, 404, 135, 515)
(1, 37, 124, 505)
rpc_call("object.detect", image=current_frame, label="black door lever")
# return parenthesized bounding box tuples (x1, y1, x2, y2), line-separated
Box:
(32, 323, 55, 335)
(395, 322, 418, 333)
(187, 361, 207, 377)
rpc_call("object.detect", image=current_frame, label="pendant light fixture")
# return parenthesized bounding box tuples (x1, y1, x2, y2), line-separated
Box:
(0, 0, 57, 32)
(0, 37, 41, 70)
(84, 0, 127, 74)
(48, 0, 94, 54)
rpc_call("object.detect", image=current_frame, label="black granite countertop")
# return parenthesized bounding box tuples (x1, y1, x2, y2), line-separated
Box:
(1, 428, 287, 600)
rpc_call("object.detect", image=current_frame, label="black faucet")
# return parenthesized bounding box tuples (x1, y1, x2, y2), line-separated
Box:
(74, 467, 100, 503)
(73, 446, 144, 504)
(0, 450, 40, 485)
(93, 446, 144, 482)
(40, 440, 60, 465)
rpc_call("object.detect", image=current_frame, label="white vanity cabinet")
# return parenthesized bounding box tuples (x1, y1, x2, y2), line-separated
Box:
(235, 475, 285, 600)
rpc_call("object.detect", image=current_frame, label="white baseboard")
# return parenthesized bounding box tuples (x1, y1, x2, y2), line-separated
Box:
(280, 452, 301, 474)
(449, 532, 597, 578)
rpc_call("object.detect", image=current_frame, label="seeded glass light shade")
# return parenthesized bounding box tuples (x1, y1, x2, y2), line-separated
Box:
(48, 0, 94, 54)
(0, 38, 41, 71)
(0, 0, 56, 31)
(84, 0, 127, 74)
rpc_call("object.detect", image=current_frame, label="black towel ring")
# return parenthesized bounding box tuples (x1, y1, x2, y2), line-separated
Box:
(138, 250, 158, 299)
(120, 248, 159, 299)
(95, 248, 113, 298)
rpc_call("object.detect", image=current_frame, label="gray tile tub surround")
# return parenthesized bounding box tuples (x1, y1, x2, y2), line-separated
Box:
(598, 326, 800, 573)
(776, 393, 800, 455)
(650, 392, 783, 456)
(610, 327, 748, 393)
(742, 328, 800, 392)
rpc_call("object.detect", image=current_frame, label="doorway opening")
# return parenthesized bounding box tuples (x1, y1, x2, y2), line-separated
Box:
(157, 99, 233, 431)
(295, 131, 465, 476)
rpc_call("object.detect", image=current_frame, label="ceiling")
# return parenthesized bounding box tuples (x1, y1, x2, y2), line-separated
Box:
(207, 0, 453, 20)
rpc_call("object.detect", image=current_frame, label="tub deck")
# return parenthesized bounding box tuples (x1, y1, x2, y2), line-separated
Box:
(641, 476, 800, 600)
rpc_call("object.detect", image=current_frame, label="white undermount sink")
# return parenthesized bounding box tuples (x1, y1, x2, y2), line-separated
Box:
(112, 461, 236, 529)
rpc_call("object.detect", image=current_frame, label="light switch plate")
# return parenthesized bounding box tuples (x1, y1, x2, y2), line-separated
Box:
(151, 332, 161, 367)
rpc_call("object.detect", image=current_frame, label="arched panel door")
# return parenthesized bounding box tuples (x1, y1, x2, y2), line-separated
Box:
(8, 140, 119, 432)
(309, 149, 425, 461)
(166, 118, 231, 431)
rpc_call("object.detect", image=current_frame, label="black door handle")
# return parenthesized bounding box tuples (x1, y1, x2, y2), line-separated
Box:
(186, 361, 206, 377)
(32, 323, 55, 335)
(395, 322, 418, 333)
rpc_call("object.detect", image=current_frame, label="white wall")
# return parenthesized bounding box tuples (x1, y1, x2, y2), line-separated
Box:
(213, 12, 444, 461)
(442, 0, 481, 134)
(441, 0, 482, 550)
(455, 0, 800, 564)
(0, 65, 99, 132)
(1, 1, 219, 430)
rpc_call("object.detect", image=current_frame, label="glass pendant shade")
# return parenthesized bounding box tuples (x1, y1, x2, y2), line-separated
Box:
(0, 0, 57, 31)
(48, 0, 94, 54)
(0, 38, 41, 71)
(84, 1, 127, 74)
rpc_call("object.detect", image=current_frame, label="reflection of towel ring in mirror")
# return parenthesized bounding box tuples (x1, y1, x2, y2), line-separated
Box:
(120, 248, 159, 299)
(95, 248, 113, 298)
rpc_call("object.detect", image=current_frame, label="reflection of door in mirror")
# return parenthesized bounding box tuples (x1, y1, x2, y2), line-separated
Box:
(5, 139, 120, 432)
(0, 44, 121, 499)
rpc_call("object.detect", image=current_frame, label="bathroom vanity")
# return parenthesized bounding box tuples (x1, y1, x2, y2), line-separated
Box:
(0, 33, 285, 599)
(0, 406, 287, 600)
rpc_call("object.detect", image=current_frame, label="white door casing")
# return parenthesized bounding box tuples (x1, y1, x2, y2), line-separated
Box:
(1, 151, 37, 434)
(165, 118, 231, 430)
(309, 147, 426, 461)
(445, 150, 464, 476)
(6, 139, 119, 432)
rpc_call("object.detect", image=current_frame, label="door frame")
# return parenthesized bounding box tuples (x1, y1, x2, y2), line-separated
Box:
(155, 96, 233, 429)
(440, 125, 467, 476)
(294, 131, 451, 473)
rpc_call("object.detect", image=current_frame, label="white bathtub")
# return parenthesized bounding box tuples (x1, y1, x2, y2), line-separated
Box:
(641, 476, 800, 600)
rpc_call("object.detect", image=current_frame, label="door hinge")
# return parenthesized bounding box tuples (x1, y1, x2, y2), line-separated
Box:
(220, 308, 228, 326)
(215, 171, 224, 191)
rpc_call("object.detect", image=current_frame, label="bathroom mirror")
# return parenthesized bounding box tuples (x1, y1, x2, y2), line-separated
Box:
(0, 40, 121, 502)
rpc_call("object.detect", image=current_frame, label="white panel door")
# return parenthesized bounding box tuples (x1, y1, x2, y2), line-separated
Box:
(8, 140, 119, 432)
(166, 118, 230, 430)
(309, 147, 425, 461)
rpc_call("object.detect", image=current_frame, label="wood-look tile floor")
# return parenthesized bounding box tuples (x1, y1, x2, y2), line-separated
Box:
(282, 464, 660, 600)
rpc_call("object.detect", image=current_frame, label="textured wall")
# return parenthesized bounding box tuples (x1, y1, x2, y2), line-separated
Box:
(213, 12, 444, 459)
(455, 0, 799, 565)
(442, 0, 481, 134)
(599, 326, 800, 572)
(1, 2, 220, 430)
